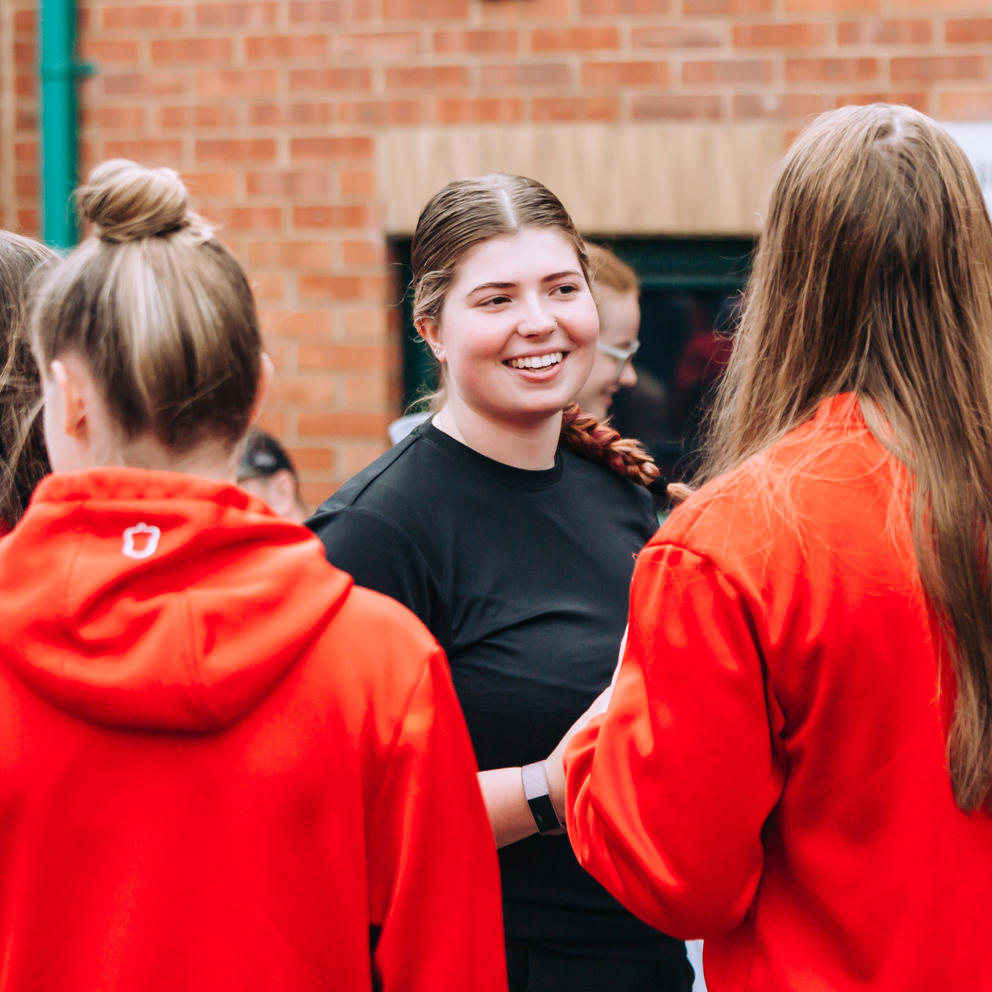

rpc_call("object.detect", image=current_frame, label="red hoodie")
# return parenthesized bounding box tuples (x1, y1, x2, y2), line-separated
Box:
(565, 394, 992, 990)
(0, 468, 507, 992)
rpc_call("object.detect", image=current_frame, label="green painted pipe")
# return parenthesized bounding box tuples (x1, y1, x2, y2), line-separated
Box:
(38, 0, 92, 250)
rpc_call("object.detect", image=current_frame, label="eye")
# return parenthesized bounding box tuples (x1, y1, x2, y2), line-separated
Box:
(552, 283, 581, 297)
(479, 294, 512, 308)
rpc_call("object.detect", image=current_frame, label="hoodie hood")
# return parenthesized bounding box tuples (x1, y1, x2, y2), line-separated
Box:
(0, 468, 352, 732)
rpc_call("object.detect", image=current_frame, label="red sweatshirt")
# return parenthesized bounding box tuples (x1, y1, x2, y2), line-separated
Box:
(565, 394, 992, 990)
(0, 468, 507, 992)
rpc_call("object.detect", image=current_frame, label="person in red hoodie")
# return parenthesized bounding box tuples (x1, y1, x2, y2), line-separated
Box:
(548, 104, 992, 989)
(0, 159, 507, 992)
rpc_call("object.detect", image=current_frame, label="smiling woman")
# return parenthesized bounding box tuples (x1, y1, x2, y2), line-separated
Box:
(308, 174, 692, 992)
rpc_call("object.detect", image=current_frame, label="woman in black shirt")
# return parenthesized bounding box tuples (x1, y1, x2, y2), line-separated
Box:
(310, 174, 691, 991)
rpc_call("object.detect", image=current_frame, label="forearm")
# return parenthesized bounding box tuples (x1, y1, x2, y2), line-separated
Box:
(477, 766, 538, 848)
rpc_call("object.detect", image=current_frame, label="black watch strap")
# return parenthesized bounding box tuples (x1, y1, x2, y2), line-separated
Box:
(521, 761, 566, 836)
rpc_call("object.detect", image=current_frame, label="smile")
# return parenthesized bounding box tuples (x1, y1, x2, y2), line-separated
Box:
(505, 352, 564, 370)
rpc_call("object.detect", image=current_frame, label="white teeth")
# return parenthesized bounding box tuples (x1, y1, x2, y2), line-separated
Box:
(507, 351, 563, 370)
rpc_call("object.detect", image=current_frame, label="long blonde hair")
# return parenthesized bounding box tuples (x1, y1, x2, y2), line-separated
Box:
(412, 174, 657, 486)
(32, 159, 263, 453)
(699, 104, 992, 812)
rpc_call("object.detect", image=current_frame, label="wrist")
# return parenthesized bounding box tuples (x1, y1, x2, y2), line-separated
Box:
(521, 761, 566, 836)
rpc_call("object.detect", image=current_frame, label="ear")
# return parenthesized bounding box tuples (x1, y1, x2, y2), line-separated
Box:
(50, 358, 89, 443)
(248, 352, 275, 427)
(416, 317, 445, 362)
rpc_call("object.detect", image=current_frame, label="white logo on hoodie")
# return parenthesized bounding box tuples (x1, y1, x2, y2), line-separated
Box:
(122, 522, 161, 560)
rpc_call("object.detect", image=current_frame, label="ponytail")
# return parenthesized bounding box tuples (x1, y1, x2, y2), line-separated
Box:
(559, 403, 659, 487)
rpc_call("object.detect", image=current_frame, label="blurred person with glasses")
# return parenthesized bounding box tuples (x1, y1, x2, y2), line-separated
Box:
(573, 243, 640, 422)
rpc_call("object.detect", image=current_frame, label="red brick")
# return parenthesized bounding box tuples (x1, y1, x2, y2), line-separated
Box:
(891, 56, 985, 83)
(337, 100, 425, 125)
(14, 8, 35, 32)
(893, 0, 984, 7)
(290, 0, 376, 20)
(103, 73, 187, 97)
(299, 412, 392, 438)
(293, 205, 376, 228)
(339, 442, 390, 477)
(632, 94, 724, 120)
(786, 0, 879, 9)
(247, 171, 333, 196)
(734, 23, 827, 48)
(261, 309, 338, 338)
(481, 0, 570, 18)
(195, 2, 278, 26)
(78, 38, 141, 63)
(151, 38, 235, 64)
(159, 105, 240, 128)
(249, 273, 287, 303)
(683, 0, 773, 13)
(342, 308, 390, 340)
(836, 92, 929, 112)
(101, 5, 186, 30)
(15, 174, 38, 198)
(434, 29, 519, 54)
(298, 273, 390, 302)
(244, 240, 338, 268)
(249, 103, 337, 127)
(196, 69, 279, 98)
(183, 172, 239, 197)
(13, 42, 33, 67)
(290, 136, 376, 159)
(838, 19, 932, 45)
(103, 139, 185, 163)
(581, 0, 670, 11)
(786, 58, 881, 83)
(245, 35, 330, 59)
(290, 68, 373, 91)
(196, 138, 278, 162)
(633, 25, 730, 48)
(298, 344, 392, 373)
(531, 27, 621, 52)
(483, 63, 571, 89)
(334, 32, 423, 58)
(532, 96, 621, 122)
(81, 106, 148, 130)
(341, 372, 392, 411)
(946, 19, 992, 44)
(684, 59, 774, 85)
(340, 171, 378, 197)
(209, 206, 284, 232)
(939, 91, 992, 119)
(582, 61, 670, 87)
(343, 238, 387, 265)
(384, 0, 468, 18)
(436, 97, 523, 124)
(386, 66, 472, 89)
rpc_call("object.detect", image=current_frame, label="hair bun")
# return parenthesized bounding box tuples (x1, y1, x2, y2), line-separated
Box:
(78, 159, 192, 243)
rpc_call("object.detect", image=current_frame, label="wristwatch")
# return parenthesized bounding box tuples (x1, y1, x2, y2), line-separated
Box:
(521, 761, 566, 836)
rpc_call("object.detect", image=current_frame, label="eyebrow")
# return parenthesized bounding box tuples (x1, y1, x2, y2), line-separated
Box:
(466, 271, 583, 295)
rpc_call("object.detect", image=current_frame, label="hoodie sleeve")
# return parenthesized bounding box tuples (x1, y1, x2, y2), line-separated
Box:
(563, 542, 785, 939)
(367, 644, 507, 992)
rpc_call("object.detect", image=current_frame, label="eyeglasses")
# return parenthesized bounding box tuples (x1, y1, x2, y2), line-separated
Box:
(597, 339, 640, 384)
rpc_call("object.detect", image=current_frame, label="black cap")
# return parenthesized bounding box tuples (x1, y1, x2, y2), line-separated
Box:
(237, 428, 297, 481)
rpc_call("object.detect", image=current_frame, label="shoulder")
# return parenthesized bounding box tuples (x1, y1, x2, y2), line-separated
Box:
(560, 446, 657, 532)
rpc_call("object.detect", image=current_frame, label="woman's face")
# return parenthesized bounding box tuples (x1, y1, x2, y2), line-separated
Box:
(573, 286, 640, 422)
(422, 227, 599, 429)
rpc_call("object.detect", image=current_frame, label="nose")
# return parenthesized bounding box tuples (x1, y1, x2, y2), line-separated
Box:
(517, 298, 557, 337)
(618, 361, 638, 389)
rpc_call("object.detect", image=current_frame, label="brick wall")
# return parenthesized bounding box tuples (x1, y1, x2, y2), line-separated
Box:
(5, 0, 992, 502)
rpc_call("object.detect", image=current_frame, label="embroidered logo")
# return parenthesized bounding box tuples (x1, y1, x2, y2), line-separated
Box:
(122, 522, 161, 560)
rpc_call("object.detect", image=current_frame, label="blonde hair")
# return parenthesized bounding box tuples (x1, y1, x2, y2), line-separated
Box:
(698, 103, 992, 811)
(31, 159, 263, 452)
(584, 242, 639, 299)
(411, 174, 657, 486)
(0, 232, 57, 525)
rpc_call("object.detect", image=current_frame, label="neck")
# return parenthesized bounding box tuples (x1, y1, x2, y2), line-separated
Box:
(90, 434, 242, 483)
(433, 399, 562, 470)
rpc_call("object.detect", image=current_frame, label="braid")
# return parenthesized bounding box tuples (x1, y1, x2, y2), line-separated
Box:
(558, 403, 660, 487)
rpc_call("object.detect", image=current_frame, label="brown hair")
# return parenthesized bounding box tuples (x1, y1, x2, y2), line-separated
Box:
(0, 232, 57, 525)
(411, 173, 657, 486)
(31, 159, 263, 453)
(698, 103, 992, 811)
